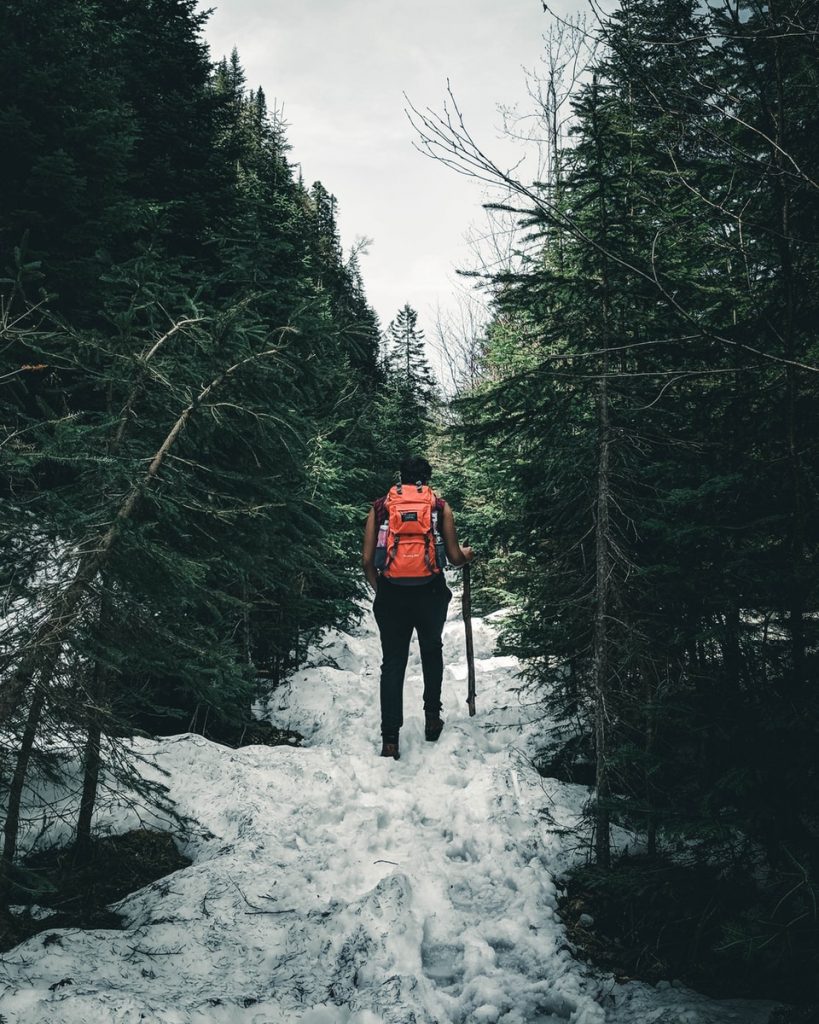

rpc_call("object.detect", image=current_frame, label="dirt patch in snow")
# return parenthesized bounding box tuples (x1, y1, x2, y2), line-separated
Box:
(2, 828, 190, 953)
(229, 720, 304, 748)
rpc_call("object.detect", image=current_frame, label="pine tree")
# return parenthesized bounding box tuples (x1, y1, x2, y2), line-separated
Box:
(380, 303, 439, 459)
(386, 304, 436, 400)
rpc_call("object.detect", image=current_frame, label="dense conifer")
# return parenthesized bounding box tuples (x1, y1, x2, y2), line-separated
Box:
(440, 0, 819, 999)
(0, 0, 401, 917)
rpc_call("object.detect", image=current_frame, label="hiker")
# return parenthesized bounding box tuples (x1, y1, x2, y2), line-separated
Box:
(362, 456, 474, 760)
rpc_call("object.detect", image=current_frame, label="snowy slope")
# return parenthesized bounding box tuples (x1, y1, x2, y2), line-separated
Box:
(0, 593, 780, 1024)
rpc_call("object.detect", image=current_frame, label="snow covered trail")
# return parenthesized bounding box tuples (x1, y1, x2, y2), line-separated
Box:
(0, 596, 779, 1024)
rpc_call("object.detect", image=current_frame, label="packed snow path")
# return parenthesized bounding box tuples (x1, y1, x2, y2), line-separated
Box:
(0, 594, 778, 1023)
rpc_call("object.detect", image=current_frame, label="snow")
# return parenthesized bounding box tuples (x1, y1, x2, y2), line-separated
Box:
(0, 593, 781, 1023)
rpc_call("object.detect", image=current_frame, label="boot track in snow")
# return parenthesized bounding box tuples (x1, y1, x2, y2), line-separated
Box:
(0, 595, 779, 1023)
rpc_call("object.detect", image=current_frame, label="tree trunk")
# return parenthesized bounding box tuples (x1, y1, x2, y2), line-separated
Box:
(74, 694, 103, 864)
(774, 42, 806, 693)
(644, 660, 659, 859)
(589, 72, 613, 870)
(0, 687, 45, 906)
(592, 370, 612, 869)
(74, 588, 112, 863)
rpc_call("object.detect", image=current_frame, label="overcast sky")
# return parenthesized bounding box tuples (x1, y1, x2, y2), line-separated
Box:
(201, 1, 575, 335)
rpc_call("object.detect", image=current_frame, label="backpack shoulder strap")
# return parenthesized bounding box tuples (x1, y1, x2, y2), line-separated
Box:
(431, 494, 445, 536)
(373, 494, 388, 525)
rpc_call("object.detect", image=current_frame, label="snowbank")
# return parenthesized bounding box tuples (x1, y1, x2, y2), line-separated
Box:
(0, 594, 780, 1023)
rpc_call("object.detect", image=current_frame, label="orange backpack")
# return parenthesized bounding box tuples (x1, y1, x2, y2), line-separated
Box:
(376, 484, 444, 580)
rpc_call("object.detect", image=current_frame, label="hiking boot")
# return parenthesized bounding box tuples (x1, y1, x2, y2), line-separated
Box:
(425, 716, 444, 742)
(380, 737, 400, 760)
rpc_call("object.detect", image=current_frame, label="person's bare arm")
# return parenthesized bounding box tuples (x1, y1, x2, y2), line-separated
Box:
(362, 506, 378, 590)
(441, 502, 474, 567)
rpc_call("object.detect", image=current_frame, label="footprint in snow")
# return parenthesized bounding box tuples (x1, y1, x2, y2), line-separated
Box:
(449, 877, 513, 915)
(445, 837, 480, 863)
(420, 939, 465, 988)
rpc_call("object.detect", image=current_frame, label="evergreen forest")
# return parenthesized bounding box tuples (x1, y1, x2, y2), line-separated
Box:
(1, 0, 818, 1016)
(0, 0, 434, 933)
(418, 0, 819, 1006)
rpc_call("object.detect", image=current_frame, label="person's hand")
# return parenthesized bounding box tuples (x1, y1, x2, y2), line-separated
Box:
(461, 545, 475, 563)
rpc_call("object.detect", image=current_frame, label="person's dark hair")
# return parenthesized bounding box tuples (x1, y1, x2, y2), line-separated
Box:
(399, 455, 432, 485)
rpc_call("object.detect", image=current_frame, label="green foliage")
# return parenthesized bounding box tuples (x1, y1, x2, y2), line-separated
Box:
(380, 303, 440, 458)
(447, 0, 819, 1000)
(0, 0, 397, 902)
(562, 853, 819, 1002)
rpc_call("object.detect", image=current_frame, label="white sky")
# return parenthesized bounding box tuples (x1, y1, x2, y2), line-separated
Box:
(201, 0, 581, 336)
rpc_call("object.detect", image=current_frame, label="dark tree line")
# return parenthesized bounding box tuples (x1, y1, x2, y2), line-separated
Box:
(418, 0, 819, 1004)
(0, 0, 424, 923)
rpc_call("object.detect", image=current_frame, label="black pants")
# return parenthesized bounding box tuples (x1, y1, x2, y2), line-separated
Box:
(373, 575, 452, 739)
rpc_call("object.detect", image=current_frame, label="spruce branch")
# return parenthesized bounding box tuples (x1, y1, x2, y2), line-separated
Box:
(0, 333, 293, 735)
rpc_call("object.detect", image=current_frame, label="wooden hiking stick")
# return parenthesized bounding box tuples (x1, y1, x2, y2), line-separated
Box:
(462, 563, 476, 716)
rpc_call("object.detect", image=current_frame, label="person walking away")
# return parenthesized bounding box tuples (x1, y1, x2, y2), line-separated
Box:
(362, 456, 474, 760)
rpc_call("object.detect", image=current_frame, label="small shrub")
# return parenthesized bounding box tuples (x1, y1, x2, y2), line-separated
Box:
(559, 852, 818, 1004)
